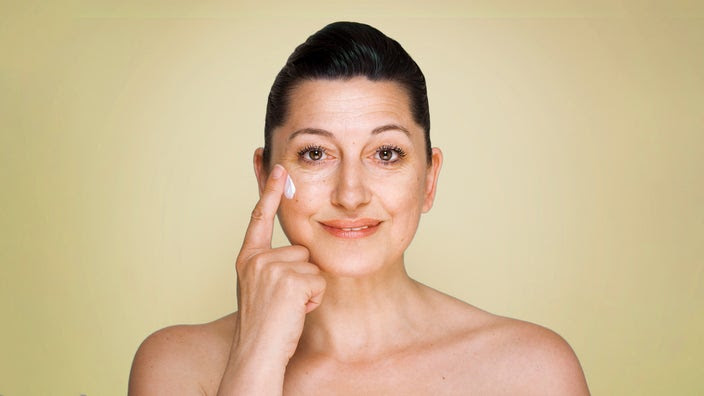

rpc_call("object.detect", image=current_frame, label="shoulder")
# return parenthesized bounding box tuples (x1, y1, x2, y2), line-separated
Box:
(463, 314, 590, 395)
(417, 287, 588, 394)
(128, 314, 236, 395)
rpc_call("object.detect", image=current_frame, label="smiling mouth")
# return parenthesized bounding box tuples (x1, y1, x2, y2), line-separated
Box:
(340, 225, 370, 231)
(319, 219, 381, 238)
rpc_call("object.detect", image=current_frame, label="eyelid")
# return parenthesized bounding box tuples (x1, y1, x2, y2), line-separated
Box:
(377, 144, 406, 155)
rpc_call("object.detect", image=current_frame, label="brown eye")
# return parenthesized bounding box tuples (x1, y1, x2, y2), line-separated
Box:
(298, 145, 327, 163)
(379, 149, 393, 161)
(376, 145, 405, 163)
(308, 149, 323, 161)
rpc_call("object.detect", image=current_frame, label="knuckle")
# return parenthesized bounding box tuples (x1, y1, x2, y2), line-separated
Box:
(280, 274, 299, 291)
(265, 261, 284, 278)
(236, 250, 264, 274)
(250, 205, 267, 221)
(291, 245, 310, 260)
(235, 253, 250, 273)
(301, 263, 320, 275)
(250, 253, 270, 272)
(235, 259, 245, 273)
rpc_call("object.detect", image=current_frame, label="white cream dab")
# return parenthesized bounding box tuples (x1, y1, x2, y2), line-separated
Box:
(284, 174, 296, 199)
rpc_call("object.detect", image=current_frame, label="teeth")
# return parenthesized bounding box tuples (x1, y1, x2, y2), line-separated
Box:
(341, 226, 369, 231)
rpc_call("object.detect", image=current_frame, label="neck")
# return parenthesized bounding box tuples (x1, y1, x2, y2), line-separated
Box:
(297, 263, 429, 362)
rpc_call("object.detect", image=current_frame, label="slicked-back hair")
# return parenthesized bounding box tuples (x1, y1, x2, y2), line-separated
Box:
(263, 21, 431, 168)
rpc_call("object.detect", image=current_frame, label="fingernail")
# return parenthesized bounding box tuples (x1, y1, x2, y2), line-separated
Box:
(271, 164, 284, 180)
(284, 175, 296, 199)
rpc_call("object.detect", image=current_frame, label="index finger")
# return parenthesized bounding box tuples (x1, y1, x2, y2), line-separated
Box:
(241, 164, 287, 254)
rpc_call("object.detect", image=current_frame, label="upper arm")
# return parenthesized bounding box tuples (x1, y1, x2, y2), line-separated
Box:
(128, 326, 205, 396)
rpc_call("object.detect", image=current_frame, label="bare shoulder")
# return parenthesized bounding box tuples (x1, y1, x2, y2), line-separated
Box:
(128, 313, 236, 396)
(474, 315, 590, 395)
(419, 287, 589, 394)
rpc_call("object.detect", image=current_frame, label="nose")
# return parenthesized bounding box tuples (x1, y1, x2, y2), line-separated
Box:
(331, 158, 372, 211)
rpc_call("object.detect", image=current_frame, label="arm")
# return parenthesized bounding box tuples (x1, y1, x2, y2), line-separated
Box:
(129, 165, 325, 395)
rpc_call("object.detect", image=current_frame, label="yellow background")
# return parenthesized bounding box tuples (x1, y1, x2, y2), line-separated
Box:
(1, 1, 702, 395)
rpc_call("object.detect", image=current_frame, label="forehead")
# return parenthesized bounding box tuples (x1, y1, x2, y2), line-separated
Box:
(282, 77, 418, 135)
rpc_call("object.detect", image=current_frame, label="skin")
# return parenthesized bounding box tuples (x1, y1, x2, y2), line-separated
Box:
(128, 77, 590, 395)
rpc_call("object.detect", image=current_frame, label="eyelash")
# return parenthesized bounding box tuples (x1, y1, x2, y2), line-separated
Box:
(297, 145, 328, 164)
(376, 145, 406, 163)
(296, 144, 407, 164)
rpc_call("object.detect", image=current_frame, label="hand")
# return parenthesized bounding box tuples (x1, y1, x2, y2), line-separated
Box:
(218, 164, 326, 395)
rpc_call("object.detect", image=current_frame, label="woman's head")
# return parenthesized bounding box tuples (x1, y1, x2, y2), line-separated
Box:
(255, 22, 442, 277)
(263, 21, 431, 170)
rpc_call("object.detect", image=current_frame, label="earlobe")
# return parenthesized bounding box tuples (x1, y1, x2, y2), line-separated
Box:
(253, 148, 267, 197)
(422, 147, 443, 213)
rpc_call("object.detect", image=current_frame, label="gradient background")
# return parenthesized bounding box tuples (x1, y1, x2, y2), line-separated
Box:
(1, 1, 702, 395)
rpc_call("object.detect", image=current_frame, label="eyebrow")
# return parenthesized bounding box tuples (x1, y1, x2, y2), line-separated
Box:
(372, 124, 410, 136)
(288, 128, 334, 141)
(288, 124, 410, 141)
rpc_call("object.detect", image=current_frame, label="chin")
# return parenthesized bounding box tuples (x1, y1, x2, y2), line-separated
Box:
(309, 247, 396, 278)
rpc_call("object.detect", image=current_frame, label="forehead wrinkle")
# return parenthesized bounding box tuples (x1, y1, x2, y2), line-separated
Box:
(283, 79, 417, 144)
(293, 83, 408, 116)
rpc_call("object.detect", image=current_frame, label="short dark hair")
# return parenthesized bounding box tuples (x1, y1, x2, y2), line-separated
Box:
(263, 21, 431, 168)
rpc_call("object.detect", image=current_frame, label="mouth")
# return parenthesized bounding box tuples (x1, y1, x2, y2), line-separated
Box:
(319, 219, 382, 239)
(339, 225, 371, 231)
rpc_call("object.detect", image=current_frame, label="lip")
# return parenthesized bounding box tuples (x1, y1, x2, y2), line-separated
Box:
(319, 218, 382, 239)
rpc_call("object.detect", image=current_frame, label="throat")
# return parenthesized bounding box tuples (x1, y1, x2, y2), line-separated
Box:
(297, 274, 428, 362)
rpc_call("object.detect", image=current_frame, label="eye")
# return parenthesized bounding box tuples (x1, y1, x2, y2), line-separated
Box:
(375, 145, 406, 163)
(297, 145, 328, 163)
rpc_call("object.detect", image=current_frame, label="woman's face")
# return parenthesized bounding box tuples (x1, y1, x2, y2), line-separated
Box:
(255, 77, 442, 277)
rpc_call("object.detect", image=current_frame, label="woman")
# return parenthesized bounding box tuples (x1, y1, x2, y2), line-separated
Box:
(129, 21, 589, 395)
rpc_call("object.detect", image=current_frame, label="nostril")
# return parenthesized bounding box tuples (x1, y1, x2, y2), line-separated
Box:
(332, 184, 371, 210)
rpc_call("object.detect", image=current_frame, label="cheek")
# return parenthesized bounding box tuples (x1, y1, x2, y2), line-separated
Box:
(370, 174, 425, 250)
(371, 171, 425, 210)
(277, 172, 331, 224)
(290, 170, 333, 206)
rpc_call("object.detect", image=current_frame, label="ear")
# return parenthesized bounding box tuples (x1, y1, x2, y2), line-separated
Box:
(253, 147, 268, 197)
(421, 147, 443, 213)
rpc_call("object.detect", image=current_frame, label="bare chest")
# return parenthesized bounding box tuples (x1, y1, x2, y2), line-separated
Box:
(281, 350, 485, 396)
